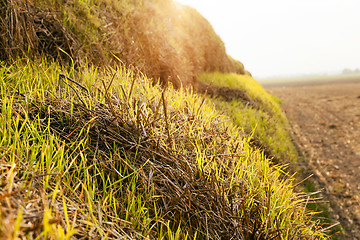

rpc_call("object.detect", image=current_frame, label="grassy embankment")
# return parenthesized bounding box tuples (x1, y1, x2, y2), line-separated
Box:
(0, 60, 326, 239)
(1, 0, 248, 86)
(199, 72, 298, 163)
(0, 0, 332, 238)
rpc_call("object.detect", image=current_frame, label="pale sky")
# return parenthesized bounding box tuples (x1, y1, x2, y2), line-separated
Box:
(176, 0, 360, 79)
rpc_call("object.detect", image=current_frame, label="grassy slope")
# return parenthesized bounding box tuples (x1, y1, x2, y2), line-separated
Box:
(1, 0, 247, 87)
(200, 72, 298, 163)
(0, 0, 332, 239)
(0, 60, 326, 239)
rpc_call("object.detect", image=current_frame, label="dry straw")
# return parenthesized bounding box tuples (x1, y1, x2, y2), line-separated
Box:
(0, 0, 77, 63)
(0, 0, 247, 87)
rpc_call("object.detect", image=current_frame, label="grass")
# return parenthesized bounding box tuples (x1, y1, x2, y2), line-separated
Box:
(1, 0, 247, 87)
(199, 72, 298, 163)
(0, 59, 328, 239)
(199, 71, 342, 238)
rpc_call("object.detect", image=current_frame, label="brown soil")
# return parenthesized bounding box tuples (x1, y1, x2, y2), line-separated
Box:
(266, 80, 360, 239)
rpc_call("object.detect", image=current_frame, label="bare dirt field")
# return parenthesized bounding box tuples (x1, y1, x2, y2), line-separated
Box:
(266, 80, 360, 239)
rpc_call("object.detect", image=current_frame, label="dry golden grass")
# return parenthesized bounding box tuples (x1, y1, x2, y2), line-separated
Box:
(0, 0, 247, 87)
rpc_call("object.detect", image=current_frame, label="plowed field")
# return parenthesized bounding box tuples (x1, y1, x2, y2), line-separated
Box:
(266, 80, 360, 239)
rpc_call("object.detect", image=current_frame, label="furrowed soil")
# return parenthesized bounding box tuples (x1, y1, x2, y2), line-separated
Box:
(265, 79, 360, 239)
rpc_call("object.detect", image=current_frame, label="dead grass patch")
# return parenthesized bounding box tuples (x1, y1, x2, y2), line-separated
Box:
(0, 0, 77, 63)
(0, 0, 247, 87)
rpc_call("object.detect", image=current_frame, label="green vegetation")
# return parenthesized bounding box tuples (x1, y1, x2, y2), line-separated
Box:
(0, 0, 335, 239)
(200, 72, 298, 162)
(0, 60, 326, 239)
